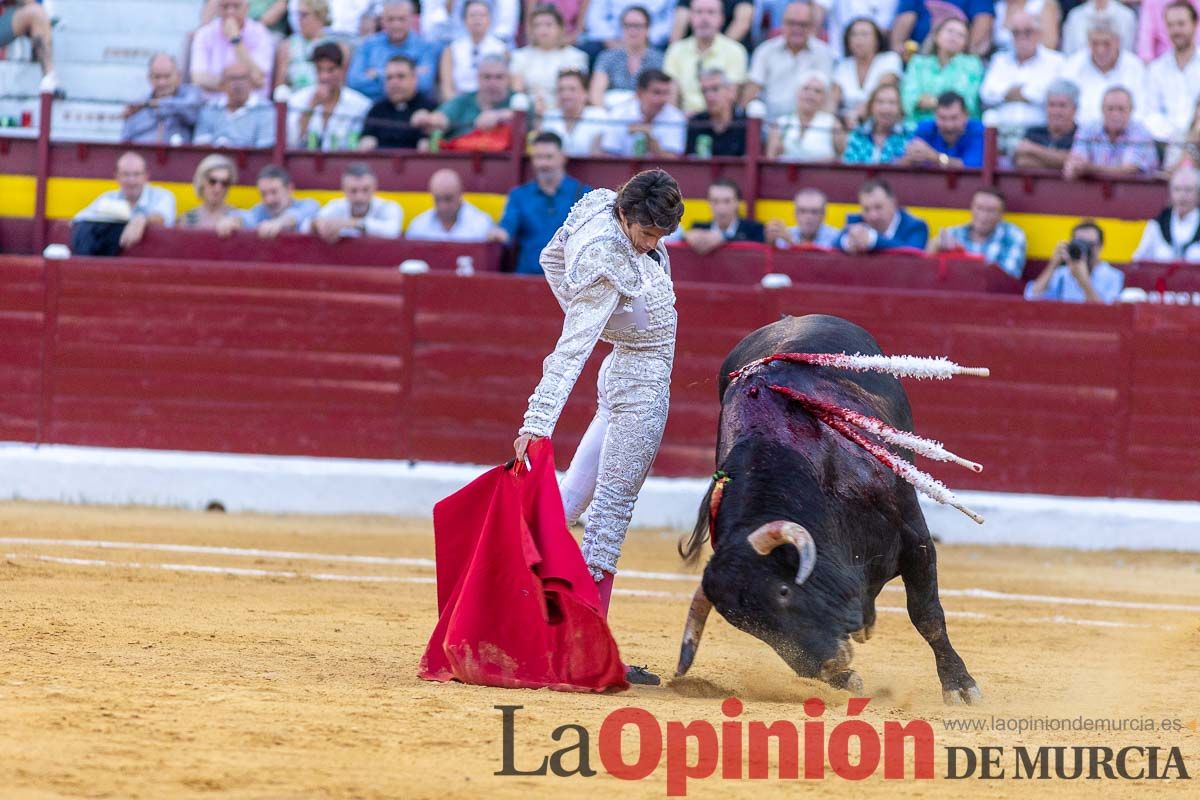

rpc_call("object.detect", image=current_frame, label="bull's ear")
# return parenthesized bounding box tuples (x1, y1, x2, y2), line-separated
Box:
(746, 521, 817, 585)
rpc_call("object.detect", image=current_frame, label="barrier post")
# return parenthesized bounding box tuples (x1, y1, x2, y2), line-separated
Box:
(509, 109, 528, 188)
(982, 126, 998, 187)
(745, 111, 764, 218)
(272, 97, 288, 166)
(32, 89, 53, 253)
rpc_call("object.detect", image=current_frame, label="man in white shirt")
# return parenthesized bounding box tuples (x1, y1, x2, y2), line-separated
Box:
(765, 187, 840, 248)
(1144, 2, 1200, 141)
(1058, 15, 1148, 127)
(72, 151, 176, 253)
(980, 11, 1064, 133)
(744, 0, 833, 122)
(1061, 0, 1139, 54)
(308, 162, 403, 242)
(1132, 167, 1200, 262)
(601, 68, 687, 155)
(405, 169, 495, 241)
(286, 42, 373, 150)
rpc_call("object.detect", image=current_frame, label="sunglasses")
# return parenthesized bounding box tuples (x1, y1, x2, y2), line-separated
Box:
(207, 176, 232, 187)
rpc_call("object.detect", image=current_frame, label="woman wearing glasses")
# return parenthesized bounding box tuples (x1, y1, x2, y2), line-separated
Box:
(180, 155, 241, 229)
(512, 170, 684, 684)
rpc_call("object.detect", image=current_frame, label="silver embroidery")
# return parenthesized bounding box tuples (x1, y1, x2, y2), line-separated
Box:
(520, 189, 677, 581)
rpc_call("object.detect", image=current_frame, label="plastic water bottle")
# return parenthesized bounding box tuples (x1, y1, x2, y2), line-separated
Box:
(455, 255, 475, 276)
(695, 134, 713, 159)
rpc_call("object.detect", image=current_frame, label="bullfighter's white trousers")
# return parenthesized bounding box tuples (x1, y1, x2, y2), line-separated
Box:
(560, 349, 671, 580)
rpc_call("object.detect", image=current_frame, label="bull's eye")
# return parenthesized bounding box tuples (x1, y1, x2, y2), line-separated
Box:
(778, 585, 791, 600)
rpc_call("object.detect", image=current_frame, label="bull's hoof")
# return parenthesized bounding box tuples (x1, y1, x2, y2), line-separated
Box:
(818, 639, 854, 680)
(827, 669, 864, 694)
(942, 683, 983, 706)
(851, 624, 875, 643)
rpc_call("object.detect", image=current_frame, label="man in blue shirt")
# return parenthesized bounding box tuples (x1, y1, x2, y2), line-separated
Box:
(900, 91, 986, 169)
(891, 0, 995, 57)
(489, 132, 591, 275)
(838, 177, 929, 253)
(346, 0, 439, 101)
(1025, 219, 1125, 304)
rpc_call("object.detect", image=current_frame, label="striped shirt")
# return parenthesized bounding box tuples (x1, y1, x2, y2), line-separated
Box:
(942, 221, 1028, 279)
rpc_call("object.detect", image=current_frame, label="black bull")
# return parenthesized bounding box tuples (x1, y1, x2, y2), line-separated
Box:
(676, 314, 982, 705)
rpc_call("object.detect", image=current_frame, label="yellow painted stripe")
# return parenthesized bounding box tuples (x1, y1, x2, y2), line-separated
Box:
(28, 175, 1147, 262)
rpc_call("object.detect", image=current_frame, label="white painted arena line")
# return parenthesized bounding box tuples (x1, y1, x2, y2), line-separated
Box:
(0, 537, 436, 568)
(5, 536, 1196, 616)
(4, 553, 1165, 630)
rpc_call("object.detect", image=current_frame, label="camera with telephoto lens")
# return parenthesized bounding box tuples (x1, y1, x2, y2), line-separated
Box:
(1066, 239, 1093, 262)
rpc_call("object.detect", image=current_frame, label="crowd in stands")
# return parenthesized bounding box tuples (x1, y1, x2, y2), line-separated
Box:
(5, 0, 1199, 302)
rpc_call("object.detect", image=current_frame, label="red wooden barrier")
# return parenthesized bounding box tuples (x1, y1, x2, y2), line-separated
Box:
(1, 256, 1198, 500)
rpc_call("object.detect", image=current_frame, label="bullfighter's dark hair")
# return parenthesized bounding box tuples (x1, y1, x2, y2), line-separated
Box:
(709, 176, 742, 201)
(615, 169, 685, 232)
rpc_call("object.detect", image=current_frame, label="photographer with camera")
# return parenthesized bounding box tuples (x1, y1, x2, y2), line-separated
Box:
(1024, 220, 1125, 304)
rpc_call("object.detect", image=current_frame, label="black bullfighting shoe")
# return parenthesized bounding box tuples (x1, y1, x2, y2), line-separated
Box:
(626, 665, 661, 686)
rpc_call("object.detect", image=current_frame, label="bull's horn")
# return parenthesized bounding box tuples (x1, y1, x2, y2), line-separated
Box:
(747, 521, 817, 585)
(674, 585, 713, 678)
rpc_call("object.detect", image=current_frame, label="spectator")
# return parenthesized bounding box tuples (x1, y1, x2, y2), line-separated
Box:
(590, 6, 666, 108)
(838, 178, 929, 253)
(219, 165, 320, 239)
(823, 1, 900, 57)
(307, 162, 403, 242)
(425, 0, 522, 45)
(274, 0, 345, 92)
(488, 132, 591, 274)
(526, 0, 589, 42)
(286, 42, 372, 150)
(900, 16, 984, 122)
(359, 56, 439, 150)
(1131, 167, 1200, 261)
(581, 0, 675, 54)
(745, 1, 833, 123)
(1063, 86, 1158, 178)
(901, 90, 985, 167)
(765, 187, 840, 248)
(71, 152, 176, 256)
(194, 63, 276, 148)
(831, 17, 903, 130)
(1137, 0, 1200, 61)
(539, 70, 607, 156)
(993, 0, 1063, 52)
(928, 187, 1027, 278)
(510, 5, 588, 111)
(890, 0, 996, 57)
(203, 0, 289, 35)
(1012, 78, 1080, 168)
(980, 11, 1064, 133)
(347, 1, 439, 101)
(121, 54, 203, 145)
(1164, 96, 1200, 170)
(180, 154, 241, 229)
(671, 0, 754, 46)
(767, 72, 843, 161)
(191, 0, 275, 100)
(428, 54, 516, 138)
(1025, 219, 1124, 303)
(1058, 16, 1148, 127)
(683, 178, 765, 254)
(601, 68, 687, 155)
(664, 0, 748, 114)
(1144, 2, 1200, 142)
(438, 0, 509, 100)
(288, 0, 377, 37)
(0, 0, 56, 81)
(685, 68, 747, 156)
(843, 83, 915, 164)
(405, 168, 496, 241)
(1061, 0, 1137, 54)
